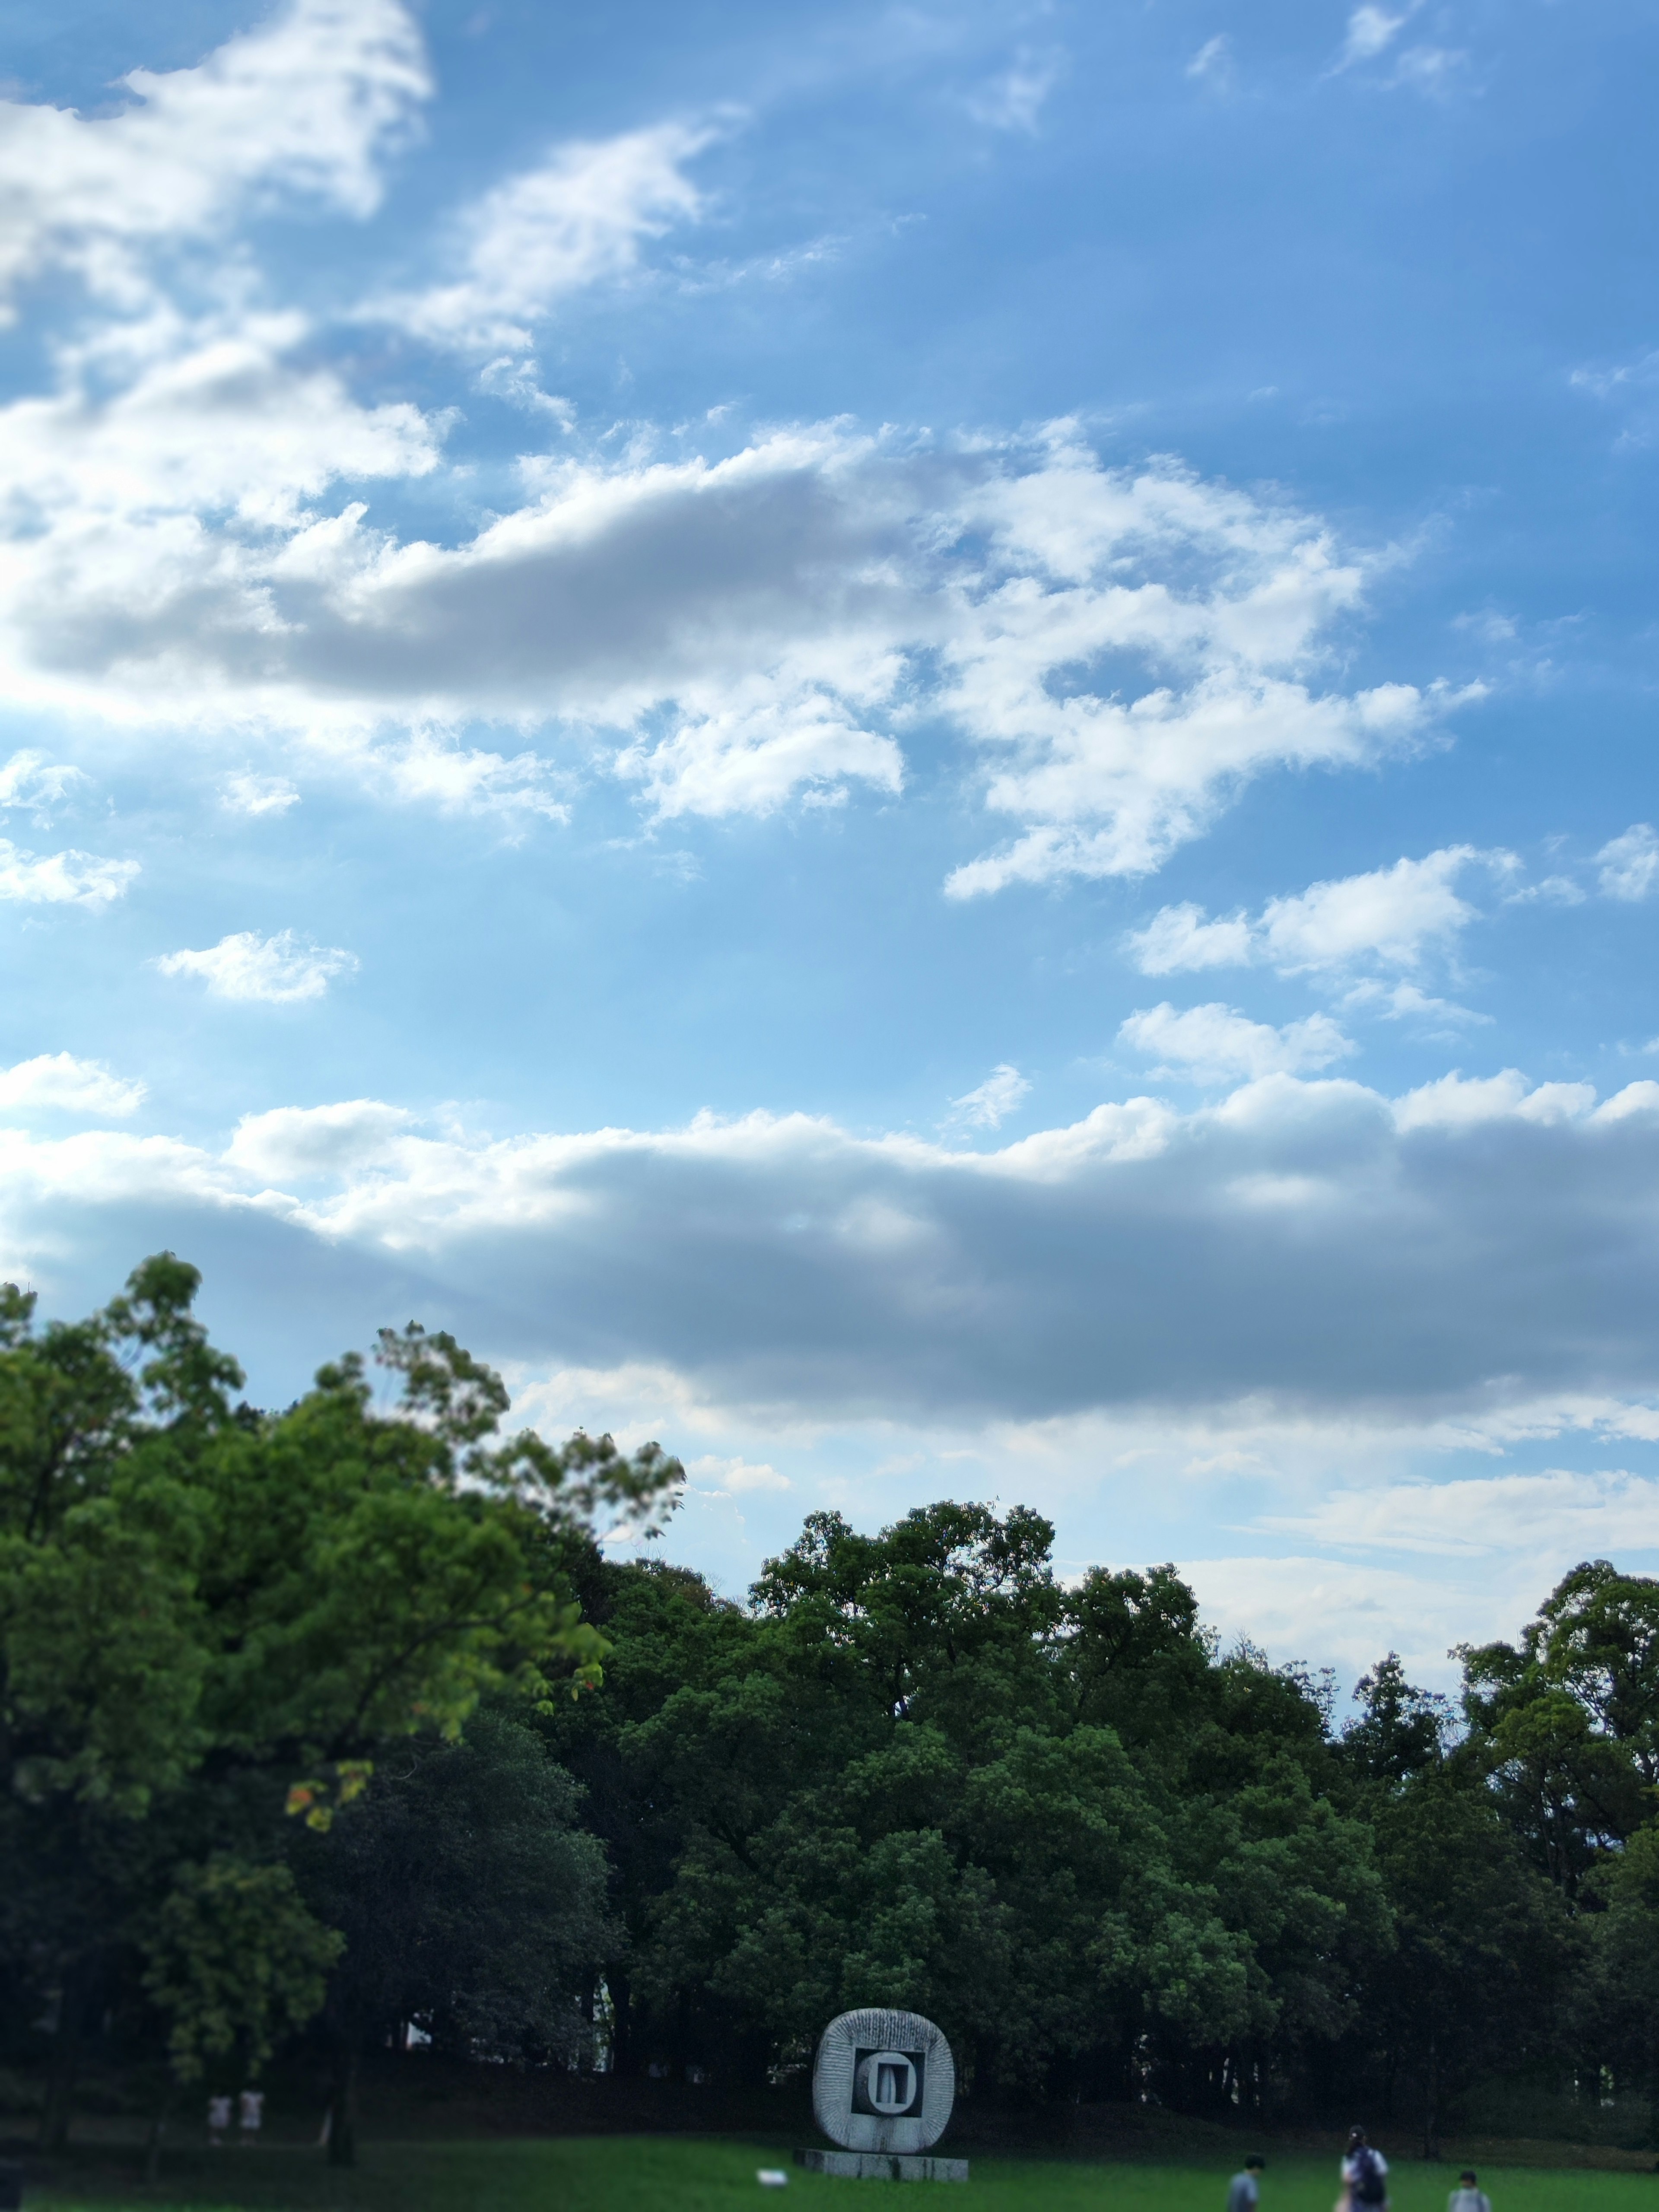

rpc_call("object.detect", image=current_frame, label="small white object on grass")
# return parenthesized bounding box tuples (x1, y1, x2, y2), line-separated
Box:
(756, 2170, 789, 2187)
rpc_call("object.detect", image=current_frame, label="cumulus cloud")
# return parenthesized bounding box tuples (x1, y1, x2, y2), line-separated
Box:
(10, 1063, 1659, 1431)
(0, 233, 1444, 846)
(372, 123, 712, 353)
(1119, 1002, 1354, 1082)
(155, 929, 359, 1003)
(0, 14, 1461, 861)
(690, 1453, 791, 1494)
(0, 0, 429, 311)
(950, 1064, 1032, 1131)
(1129, 846, 1497, 978)
(0, 1052, 145, 1116)
(227, 1098, 411, 1179)
(1598, 823, 1659, 902)
(0, 839, 137, 906)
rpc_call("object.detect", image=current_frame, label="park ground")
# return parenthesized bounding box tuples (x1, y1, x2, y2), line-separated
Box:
(22, 2133, 1659, 2212)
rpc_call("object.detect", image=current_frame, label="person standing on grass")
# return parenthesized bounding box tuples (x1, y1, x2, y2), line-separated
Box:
(1448, 2170, 1491, 2212)
(1226, 2153, 1266, 2212)
(1339, 2127, 1389, 2212)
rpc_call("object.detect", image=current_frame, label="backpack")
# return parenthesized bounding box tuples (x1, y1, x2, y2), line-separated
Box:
(1350, 2148, 1386, 2206)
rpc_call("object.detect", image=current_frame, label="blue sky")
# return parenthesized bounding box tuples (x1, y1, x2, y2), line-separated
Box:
(2, 0, 1658, 1685)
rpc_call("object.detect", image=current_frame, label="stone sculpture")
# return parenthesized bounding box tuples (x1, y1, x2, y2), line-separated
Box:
(797, 2007, 967, 2181)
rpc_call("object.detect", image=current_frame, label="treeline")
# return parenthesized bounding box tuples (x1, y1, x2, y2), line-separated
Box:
(3, 1262, 1657, 2163)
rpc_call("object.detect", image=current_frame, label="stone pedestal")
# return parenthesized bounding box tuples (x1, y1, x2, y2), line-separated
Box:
(796, 2150, 969, 2182)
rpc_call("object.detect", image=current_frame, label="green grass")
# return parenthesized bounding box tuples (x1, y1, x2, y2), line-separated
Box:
(32, 2135, 1659, 2212)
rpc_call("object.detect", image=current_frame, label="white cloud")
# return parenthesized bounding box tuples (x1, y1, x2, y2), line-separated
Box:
(0, 839, 137, 906)
(1184, 1553, 1516, 1683)
(689, 1453, 791, 1494)
(614, 678, 903, 820)
(221, 772, 300, 817)
(1335, 4, 1415, 69)
(963, 50, 1063, 133)
(1258, 1468, 1659, 1560)
(1259, 846, 1492, 969)
(0, 749, 84, 810)
(373, 123, 710, 353)
(1506, 874, 1585, 908)
(0, 0, 429, 312)
(1598, 823, 1659, 902)
(1186, 35, 1232, 85)
(1391, 1068, 1596, 1132)
(1129, 847, 1496, 979)
(1340, 979, 1488, 1027)
(227, 1098, 411, 1179)
(0, 17, 1459, 858)
(950, 1064, 1031, 1130)
(1127, 902, 1253, 975)
(1119, 1001, 1355, 1081)
(154, 929, 358, 1003)
(0, 1052, 145, 1116)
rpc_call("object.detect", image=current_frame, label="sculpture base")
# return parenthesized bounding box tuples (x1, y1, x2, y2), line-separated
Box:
(797, 2152, 969, 2183)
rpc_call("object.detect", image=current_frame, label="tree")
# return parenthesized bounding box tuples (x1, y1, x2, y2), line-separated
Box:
(295, 1711, 613, 2163)
(0, 1257, 680, 2148)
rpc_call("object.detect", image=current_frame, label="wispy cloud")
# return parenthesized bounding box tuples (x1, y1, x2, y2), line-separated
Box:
(1598, 823, 1659, 902)
(369, 123, 714, 353)
(949, 1064, 1031, 1130)
(155, 929, 359, 1003)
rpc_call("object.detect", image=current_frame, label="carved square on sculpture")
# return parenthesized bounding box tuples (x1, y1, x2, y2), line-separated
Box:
(850, 2047, 925, 2119)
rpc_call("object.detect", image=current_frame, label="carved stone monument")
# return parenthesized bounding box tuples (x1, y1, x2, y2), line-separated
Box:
(796, 2007, 968, 2181)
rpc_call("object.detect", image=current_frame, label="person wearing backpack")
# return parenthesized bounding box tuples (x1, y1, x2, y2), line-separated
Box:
(1340, 2128, 1389, 2212)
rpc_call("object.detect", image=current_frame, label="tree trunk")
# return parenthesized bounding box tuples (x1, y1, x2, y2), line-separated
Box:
(608, 1967, 637, 2079)
(326, 2039, 359, 2169)
(143, 2084, 177, 2185)
(38, 1968, 87, 2153)
(1421, 2032, 1440, 2162)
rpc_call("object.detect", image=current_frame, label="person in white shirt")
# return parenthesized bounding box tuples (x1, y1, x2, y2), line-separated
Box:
(1226, 2154, 1266, 2212)
(238, 2089, 264, 2144)
(1448, 2170, 1491, 2212)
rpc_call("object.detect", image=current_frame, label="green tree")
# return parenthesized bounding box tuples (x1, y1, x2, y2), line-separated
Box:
(0, 1256, 679, 2148)
(296, 1710, 613, 2163)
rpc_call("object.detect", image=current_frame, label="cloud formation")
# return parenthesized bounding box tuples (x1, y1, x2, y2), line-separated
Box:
(0, 0, 429, 311)
(0, 0, 1446, 873)
(1119, 1002, 1354, 1081)
(0, 1053, 145, 1117)
(7, 1068, 1659, 1433)
(1129, 846, 1498, 978)
(0, 839, 137, 906)
(155, 929, 359, 1003)
(374, 124, 711, 353)
(1598, 823, 1659, 902)
(949, 1064, 1031, 1129)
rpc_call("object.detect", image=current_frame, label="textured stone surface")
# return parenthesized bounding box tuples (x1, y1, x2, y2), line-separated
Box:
(796, 2151, 970, 2182)
(810, 2008, 955, 2154)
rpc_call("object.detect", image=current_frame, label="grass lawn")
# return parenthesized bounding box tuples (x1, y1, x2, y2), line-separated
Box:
(31, 2135, 1659, 2212)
